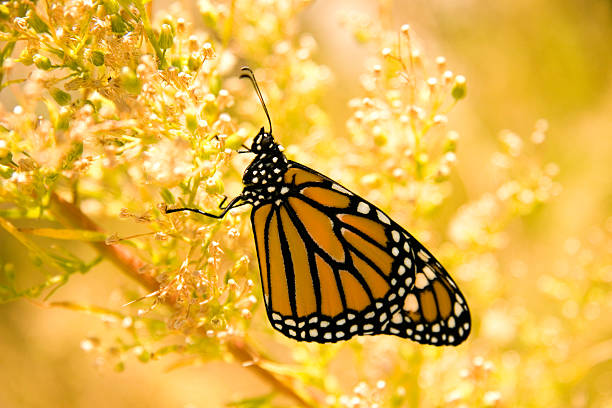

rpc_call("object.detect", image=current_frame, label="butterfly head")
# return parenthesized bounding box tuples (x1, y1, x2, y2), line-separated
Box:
(242, 127, 288, 189)
(250, 127, 276, 153)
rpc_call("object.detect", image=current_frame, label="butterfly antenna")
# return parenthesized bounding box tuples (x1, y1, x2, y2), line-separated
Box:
(240, 67, 272, 135)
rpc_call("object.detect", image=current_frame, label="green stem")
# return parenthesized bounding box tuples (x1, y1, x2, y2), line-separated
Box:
(134, 1, 167, 69)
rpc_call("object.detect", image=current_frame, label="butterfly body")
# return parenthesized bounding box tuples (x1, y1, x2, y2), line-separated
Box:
(167, 67, 471, 346)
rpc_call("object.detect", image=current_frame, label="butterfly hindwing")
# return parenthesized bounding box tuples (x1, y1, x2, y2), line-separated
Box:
(251, 162, 471, 345)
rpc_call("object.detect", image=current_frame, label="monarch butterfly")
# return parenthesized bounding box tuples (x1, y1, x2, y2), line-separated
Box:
(166, 67, 471, 345)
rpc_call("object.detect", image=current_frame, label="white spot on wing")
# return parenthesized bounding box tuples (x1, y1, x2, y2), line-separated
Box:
(415, 273, 428, 289)
(423, 265, 436, 280)
(332, 184, 352, 195)
(391, 230, 400, 242)
(392, 312, 402, 324)
(454, 302, 463, 317)
(357, 202, 370, 214)
(418, 249, 430, 261)
(403, 294, 419, 312)
(377, 209, 391, 224)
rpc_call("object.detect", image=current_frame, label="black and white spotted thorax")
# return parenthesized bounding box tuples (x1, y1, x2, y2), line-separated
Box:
(241, 128, 290, 207)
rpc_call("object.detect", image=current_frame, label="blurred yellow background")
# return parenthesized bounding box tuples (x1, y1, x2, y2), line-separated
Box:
(1, 0, 611, 407)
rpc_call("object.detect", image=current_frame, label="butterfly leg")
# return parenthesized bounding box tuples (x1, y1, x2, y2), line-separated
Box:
(237, 144, 252, 154)
(165, 195, 247, 219)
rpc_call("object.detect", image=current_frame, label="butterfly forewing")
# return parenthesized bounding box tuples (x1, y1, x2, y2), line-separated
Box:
(251, 161, 471, 345)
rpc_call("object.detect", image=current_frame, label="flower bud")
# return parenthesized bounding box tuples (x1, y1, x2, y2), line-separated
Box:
(188, 52, 202, 72)
(436, 56, 447, 73)
(110, 14, 127, 34)
(208, 73, 222, 95)
(185, 107, 198, 133)
(90, 50, 105, 66)
(452, 75, 467, 100)
(50, 87, 71, 106)
(444, 131, 459, 152)
(120, 66, 141, 94)
(158, 24, 174, 50)
(202, 43, 215, 59)
(225, 132, 247, 151)
(18, 48, 34, 65)
(176, 18, 186, 34)
(55, 107, 71, 130)
(33, 54, 51, 70)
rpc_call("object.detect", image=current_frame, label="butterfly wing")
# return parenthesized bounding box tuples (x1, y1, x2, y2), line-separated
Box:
(251, 161, 471, 345)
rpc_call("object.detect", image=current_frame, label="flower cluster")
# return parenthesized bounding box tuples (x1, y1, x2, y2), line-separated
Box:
(0, 1, 608, 408)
